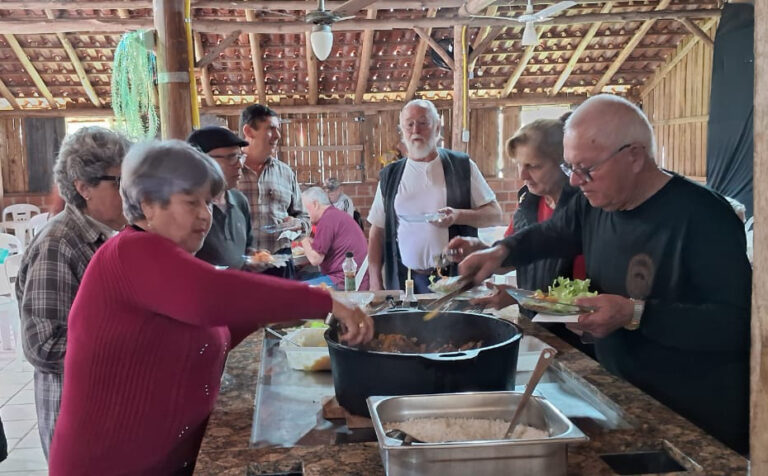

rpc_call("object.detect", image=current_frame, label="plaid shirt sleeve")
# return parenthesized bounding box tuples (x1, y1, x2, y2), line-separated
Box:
(17, 233, 95, 374)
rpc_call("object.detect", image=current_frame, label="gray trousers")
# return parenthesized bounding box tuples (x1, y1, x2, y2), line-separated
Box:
(33, 370, 62, 460)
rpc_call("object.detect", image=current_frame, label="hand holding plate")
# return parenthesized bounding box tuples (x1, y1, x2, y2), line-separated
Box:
(572, 294, 634, 338)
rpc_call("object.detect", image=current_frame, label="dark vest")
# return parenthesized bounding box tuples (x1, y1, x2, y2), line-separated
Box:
(379, 148, 478, 290)
(513, 184, 580, 299)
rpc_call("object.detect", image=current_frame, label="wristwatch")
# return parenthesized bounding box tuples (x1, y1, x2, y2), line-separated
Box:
(624, 298, 645, 331)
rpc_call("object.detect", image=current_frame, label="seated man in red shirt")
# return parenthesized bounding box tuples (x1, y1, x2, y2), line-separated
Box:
(300, 187, 369, 290)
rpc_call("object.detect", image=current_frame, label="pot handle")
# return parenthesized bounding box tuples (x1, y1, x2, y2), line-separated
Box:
(420, 349, 482, 361)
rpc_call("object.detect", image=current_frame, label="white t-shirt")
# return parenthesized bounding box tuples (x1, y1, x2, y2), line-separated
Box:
(368, 157, 496, 270)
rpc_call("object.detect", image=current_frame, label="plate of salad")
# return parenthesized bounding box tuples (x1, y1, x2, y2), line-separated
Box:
(501, 277, 598, 315)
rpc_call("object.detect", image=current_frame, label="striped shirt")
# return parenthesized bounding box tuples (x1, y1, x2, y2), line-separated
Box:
(237, 158, 310, 252)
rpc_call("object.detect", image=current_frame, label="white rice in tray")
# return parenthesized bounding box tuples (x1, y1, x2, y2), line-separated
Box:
(384, 417, 549, 443)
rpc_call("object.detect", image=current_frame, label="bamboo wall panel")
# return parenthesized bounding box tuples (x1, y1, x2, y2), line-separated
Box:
(0, 117, 27, 194)
(468, 108, 500, 177)
(642, 22, 716, 182)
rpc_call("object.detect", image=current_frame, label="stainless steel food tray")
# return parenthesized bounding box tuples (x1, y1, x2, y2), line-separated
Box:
(367, 391, 588, 476)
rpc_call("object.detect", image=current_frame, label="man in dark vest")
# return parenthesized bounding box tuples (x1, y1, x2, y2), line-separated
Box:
(367, 99, 502, 292)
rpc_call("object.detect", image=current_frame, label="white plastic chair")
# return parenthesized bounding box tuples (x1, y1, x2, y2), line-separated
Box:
(0, 254, 22, 355)
(355, 255, 369, 291)
(26, 212, 50, 242)
(1, 203, 40, 247)
(0, 232, 24, 255)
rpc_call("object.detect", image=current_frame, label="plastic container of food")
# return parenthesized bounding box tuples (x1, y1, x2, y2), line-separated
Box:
(279, 328, 331, 371)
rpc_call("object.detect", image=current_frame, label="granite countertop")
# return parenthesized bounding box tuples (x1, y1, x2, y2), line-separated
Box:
(195, 303, 748, 476)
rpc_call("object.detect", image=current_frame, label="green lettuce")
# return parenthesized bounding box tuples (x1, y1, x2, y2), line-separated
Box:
(541, 277, 597, 304)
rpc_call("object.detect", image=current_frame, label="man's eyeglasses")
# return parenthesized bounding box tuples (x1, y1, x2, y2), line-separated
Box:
(209, 152, 247, 166)
(560, 143, 634, 183)
(96, 175, 121, 186)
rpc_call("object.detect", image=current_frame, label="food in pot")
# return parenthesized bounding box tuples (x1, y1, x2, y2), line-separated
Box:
(362, 333, 483, 353)
(384, 417, 549, 442)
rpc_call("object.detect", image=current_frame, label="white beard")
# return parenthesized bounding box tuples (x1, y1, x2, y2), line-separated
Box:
(405, 136, 437, 159)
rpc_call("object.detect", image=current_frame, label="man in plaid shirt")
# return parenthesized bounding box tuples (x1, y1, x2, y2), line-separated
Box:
(238, 104, 310, 279)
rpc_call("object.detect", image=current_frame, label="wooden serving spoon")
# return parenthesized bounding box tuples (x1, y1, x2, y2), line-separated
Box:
(503, 347, 557, 439)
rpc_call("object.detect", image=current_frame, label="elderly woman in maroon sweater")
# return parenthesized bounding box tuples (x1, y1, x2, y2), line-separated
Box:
(49, 140, 374, 475)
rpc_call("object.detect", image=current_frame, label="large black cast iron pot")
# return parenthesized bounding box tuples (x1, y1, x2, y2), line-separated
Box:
(325, 311, 522, 416)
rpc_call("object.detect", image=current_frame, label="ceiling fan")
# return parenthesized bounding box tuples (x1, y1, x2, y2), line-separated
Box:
(471, 0, 577, 46)
(274, 0, 378, 61)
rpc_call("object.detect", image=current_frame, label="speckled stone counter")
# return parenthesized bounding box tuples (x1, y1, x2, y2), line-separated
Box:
(195, 308, 748, 475)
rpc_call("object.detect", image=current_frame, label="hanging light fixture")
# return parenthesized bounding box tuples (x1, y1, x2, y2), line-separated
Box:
(310, 24, 333, 61)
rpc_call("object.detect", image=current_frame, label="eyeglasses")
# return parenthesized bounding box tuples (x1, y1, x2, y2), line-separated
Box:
(96, 175, 121, 186)
(209, 152, 247, 166)
(560, 143, 634, 183)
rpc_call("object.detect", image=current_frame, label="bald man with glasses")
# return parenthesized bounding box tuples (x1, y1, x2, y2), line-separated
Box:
(452, 94, 751, 454)
(187, 126, 254, 269)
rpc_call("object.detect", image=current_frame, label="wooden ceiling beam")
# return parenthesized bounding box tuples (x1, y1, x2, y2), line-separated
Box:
(304, 31, 318, 105)
(405, 7, 437, 101)
(551, 1, 613, 96)
(244, 10, 267, 105)
(354, 8, 377, 105)
(1, 0, 615, 10)
(3, 34, 58, 109)
(195, 29, 241, 68)
(0, 9, 720, 34)
(459, 0, 496, 16)
(0, 94, 585, 117)
(44, 8, 102, 107)
(414, 27, 454, 70)
(678, 18, 714, 47)
(501, 44, 536, 97)
(193, 32, 215, 106)
(0, 78, 20, 110)
(590, 0, 672, 95)
(333, 0, 378, 17)
(640, 18, 717, 97)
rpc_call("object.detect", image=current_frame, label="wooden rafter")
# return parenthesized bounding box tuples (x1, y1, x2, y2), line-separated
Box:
(469, 4, 503, 70)
(414, 27, 454, 70)
(471, 4, 498, 49)
(459, 0, 495, 16)
(1, 0, 616, 10)
(3, 34, 57, 108)
(590, 0, 672, 95)
(0, 9, 721, 35)
(640, 18, 718, 97)
(405, 8, 437, 101)
(679, 18, 714, 47)
(332, 0, 378, 17)
(44, 7, 102, 107)
(0, 78, 19, 110)
(501, 44, 536, 97)
(195, 30, 241, 68)
(193, 32, 215, 106)
(452, 24, 467, 151)
(245, 10, 267, 105)
(305, 31, 318, 105)
(551, 1, 613, 96)
(354, 8, 377, 105)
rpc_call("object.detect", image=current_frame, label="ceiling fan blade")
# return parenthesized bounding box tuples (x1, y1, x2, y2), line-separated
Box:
(470, 14, 523, 23)
(335, 15, 357, 21)
(332, 0, 377, 17)
(532, 0, 576, 21)
(521, 21, 539, 46)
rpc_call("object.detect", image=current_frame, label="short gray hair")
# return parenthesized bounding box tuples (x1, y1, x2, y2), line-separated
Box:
(120, 140, 226, 223)
(54, 126, 131, 209)
(400, 99, 440, 126)
(302, 186, 331, 206)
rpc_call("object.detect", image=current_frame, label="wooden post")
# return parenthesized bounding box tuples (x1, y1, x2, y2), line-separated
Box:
(153, 0, 193, 139)
(452, 25, 467, 153)
(752, 0, 766, 470)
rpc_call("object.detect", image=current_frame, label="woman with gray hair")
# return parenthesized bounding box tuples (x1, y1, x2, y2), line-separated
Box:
(48, 140, 373, 475)
(16, 125, 130, 459)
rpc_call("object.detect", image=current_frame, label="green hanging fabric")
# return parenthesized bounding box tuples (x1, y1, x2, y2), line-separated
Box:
(111, 30, 159, 140)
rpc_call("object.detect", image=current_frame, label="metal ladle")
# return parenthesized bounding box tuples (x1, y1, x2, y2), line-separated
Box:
(503, 347, 557, 439)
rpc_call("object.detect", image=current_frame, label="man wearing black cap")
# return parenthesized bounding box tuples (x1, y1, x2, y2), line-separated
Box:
(187, 126, 254, 269)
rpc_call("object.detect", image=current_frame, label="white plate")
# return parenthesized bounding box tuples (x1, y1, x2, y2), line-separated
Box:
(531, 313, 580, 324)
(398, 212, 446, 223)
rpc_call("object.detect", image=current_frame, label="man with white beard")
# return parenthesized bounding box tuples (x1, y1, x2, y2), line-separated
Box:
(367, 99, 502, 292)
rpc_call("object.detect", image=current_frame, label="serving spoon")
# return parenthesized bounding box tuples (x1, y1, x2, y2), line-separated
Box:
(503, 347, 557, 438)
(385, 428, 424, 445)
(265, 327, 302, 347)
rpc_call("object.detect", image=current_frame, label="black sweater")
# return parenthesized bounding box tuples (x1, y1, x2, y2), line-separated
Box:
(500, 174, 750, 453)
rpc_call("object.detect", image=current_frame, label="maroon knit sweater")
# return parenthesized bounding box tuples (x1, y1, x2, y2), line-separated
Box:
(49, 227, 332, 475)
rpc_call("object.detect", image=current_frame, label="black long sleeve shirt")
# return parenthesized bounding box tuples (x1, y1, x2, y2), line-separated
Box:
(500, 174, 750, 453)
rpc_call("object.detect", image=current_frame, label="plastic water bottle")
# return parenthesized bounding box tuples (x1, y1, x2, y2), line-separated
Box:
(342, 252, 357, 291)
